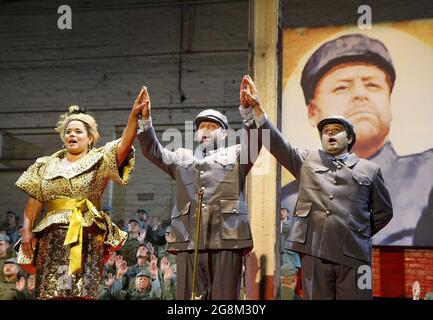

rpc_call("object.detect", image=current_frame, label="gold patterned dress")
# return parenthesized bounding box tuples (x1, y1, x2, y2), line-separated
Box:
(15, 139, 134, 299)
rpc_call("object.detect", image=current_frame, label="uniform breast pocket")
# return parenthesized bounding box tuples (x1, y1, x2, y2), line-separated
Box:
(213, 157, 237, 183)
(352, 171, 371, 196)
(177, 163, 195, 185)
(169, 202, 191, 243)
(220, 199, 251, 240)
(301, 164, 329, 190)
(288, 201, 312, 244)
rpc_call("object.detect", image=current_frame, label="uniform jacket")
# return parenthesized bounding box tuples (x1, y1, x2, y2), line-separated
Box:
(263, 119, 393, 268)
(282, 142, 433, 246)
(369, 142, 433, 246)
(138, 124, 261, 254)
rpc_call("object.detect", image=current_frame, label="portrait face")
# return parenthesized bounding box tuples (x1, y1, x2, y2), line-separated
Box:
(320, 123, 351, 155)
(308, 62, 392, 155)
(64, 120, 93, 155)
(196, 121, 226, 149)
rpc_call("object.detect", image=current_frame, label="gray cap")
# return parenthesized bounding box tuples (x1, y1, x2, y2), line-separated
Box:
(301, 33, 396, 104)
(128, 218, 140, 225)
(136, 268, 152, 278)
(4, 258, 18, 266)
(137, 208, 149, 215)
(281, 263, 297, 277)
(194, 109, 229, 130)
(0, 234, 10, 242)
(317, 116, 357, 151)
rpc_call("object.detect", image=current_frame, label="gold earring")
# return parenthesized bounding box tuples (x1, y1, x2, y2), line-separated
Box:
(88, 142, 92, 150)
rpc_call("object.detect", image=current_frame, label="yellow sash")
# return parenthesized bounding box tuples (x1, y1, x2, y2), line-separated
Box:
(46, 199, 101, 275)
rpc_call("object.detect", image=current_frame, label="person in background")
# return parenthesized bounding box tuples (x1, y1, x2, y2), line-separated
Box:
(0, 258, 20, 300)
(118, 218, 143, 267)
(0, 234, 16, 282)
(136, 208, 151, 231)
(111, 264, 161, 300)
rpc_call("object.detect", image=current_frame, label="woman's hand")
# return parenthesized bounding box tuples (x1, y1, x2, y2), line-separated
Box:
(21, 228, 36, 258)
(20, 196, 42, 258)
(116, 85, 151, 165)
(131, 86, 147, 118)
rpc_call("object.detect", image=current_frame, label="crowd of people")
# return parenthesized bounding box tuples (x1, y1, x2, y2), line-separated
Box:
(0, 206, 304, 300)
(0, 208, 177, 300)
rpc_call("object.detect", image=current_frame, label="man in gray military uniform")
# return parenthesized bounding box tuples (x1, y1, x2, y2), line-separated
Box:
(136, 76, 261, 299)
(0, 258, 20, 300)
(282, 33, 433, 246)
(0, 234, 16, 283)
(243, 88, 393, 298)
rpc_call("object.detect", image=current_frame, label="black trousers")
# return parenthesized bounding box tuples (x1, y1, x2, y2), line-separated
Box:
(176, 250, 243, 300)
(301, 254, 372, 300)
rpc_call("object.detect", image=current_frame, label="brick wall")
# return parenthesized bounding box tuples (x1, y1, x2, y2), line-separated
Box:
(0, 0, 249, 224)
(372, 247, 433, 299)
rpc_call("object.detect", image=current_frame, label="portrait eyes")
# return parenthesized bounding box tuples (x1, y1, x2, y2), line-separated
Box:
(332, 85, 349, 93)
(332, 81, 383, 94)
(366, 82, 382, 90)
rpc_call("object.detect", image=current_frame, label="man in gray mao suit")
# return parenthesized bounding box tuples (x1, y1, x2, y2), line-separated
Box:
(136, 76, 261, 300)
(242, 93, 393, 298)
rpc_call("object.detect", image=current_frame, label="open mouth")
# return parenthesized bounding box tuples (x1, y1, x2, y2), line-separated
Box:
(68, 139, 78, 146)
(328, 138, 337, 144)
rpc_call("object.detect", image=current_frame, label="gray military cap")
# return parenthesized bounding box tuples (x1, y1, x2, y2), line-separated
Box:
(301, 33, 396, 104)
(128, 218, 140, 225)
(4, 258, 18, 266)
(281, 263, 297, 277)
(317, 115, 357, 151)
(194, 109, 229, 130)
(136, 268, 152, 278)
(0, 234, 10, 242)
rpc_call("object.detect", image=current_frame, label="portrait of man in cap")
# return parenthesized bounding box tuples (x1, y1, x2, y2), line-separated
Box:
(281, 28, 433, 246)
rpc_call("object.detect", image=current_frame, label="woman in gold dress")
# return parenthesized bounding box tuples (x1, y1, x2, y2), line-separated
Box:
(15, 87, 150, 299)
